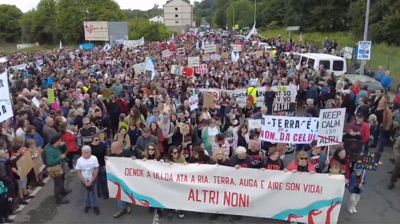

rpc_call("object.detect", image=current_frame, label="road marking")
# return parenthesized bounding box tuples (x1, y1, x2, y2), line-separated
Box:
(379, 161, 383, 164)
(9, 177, 50, 220)
(152, 210, 159, 224)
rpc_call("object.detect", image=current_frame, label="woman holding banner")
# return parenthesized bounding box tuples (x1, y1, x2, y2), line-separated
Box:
(166, 146, 186, 218)
(286, 151, 316, 173)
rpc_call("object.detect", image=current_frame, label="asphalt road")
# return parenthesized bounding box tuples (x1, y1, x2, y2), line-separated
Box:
(10, 147, 400, 224)
(11, 97, 400, 224)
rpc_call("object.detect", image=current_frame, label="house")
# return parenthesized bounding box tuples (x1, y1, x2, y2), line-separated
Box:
(163, 0, 193, 32)
(149, 15, 164, 24)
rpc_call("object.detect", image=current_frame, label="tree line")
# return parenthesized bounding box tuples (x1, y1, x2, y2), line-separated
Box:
(194, 0, 400, 45)
(0, 0, 170, 45)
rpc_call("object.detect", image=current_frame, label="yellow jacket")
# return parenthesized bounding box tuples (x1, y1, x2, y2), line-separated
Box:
(246, 87, 258, 106)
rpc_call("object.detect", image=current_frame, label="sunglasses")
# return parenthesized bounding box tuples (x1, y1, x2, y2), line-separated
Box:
(299, 157, 308, 160)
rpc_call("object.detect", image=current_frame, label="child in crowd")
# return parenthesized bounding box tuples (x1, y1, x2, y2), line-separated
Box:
(348, 168, 365, 214)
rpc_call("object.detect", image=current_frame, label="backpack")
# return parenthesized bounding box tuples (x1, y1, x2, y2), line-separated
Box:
(41, 145, 48, 166)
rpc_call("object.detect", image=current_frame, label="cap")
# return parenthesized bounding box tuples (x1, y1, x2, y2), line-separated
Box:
(356, 112, 364, 118)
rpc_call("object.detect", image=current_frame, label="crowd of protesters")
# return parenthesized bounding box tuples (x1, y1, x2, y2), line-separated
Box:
(0, 28, 399, 223)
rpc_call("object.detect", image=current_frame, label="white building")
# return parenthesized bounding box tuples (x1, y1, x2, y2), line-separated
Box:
(163, 0, 193, 32)
(149, 15, 164, 24)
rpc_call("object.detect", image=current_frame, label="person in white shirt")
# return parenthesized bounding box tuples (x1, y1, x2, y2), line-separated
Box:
(75, 145, 100, 215)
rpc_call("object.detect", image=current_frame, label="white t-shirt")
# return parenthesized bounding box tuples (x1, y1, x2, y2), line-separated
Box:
(75, 155, 99, 182)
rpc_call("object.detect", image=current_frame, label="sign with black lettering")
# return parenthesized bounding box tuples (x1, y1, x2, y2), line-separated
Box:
(275, 90, 292, 104)
(272, 103, 296, 116)
(260, 116, 319, 144)
(0, 72, 13, 123)
(317, 108, 346, 146)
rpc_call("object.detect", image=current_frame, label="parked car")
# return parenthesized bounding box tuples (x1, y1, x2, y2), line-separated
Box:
(335, 74, 384, 93)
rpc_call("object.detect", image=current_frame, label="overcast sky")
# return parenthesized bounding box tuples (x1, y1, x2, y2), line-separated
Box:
(0, 0, 197, 13)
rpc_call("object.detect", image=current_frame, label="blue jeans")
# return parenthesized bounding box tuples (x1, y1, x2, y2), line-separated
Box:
(97, 166, 109, 199)
(373, 126, 385, 151)
(82, 183, 98, 207)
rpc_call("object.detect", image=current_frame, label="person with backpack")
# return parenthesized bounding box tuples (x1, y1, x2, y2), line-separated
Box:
(43, 134, 71, 204)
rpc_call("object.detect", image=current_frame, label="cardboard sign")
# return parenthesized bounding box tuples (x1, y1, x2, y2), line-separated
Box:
(32, 151, 45, 176)
(256, 51, 264, 58)
(16, 151, 34, 179)
(179, 122, 190, 135)
(222, 52, 229, 59)
(188, 57, 200, 67)
(203, 93, 215, 109)
(162, 50, 172, 58)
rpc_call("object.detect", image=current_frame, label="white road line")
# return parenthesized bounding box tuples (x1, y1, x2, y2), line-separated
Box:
(9, 177, 51, 220)
(379, 161, 383, 164)
(152, 210, 159, 224)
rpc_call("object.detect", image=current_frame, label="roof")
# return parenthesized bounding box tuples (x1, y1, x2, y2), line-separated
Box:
(302, 53, 344, 60)
(164, 0, 191, 6)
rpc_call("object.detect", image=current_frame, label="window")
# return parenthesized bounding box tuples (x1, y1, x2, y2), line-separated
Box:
(308, 58, 315, 68)
(319, 60, 330, 70)
(332, 60, 344, 71)
(175, 7, 178, 11)
(175, 14, 178, 18)
(175, 21, 179, 24)
(300, 56, 308, 67)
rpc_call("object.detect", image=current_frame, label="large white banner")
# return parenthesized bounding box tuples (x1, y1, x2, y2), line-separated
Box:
(199, 86, 297, 107)
(83, 21, 109, 41)
(106, 159, 345, 224)
(317, 108, 346, 146)
(0, 72, 14, 123)
(124, 37, 145, 48)
(260, 116, 319, 144)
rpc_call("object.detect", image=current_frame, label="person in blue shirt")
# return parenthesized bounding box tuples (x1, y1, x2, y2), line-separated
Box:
(348, 168, 365, 214)
(380, 71, 392, 91)
(25, 125, 44, 148)
(374, 66, 385, 82)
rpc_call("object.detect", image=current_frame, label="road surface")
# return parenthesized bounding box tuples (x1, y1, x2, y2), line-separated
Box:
(10, 148, 400, 224)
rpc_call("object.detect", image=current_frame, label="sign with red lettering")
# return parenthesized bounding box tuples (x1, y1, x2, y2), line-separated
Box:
(260, 116, 319, 144)
(106, 158, 345, 224)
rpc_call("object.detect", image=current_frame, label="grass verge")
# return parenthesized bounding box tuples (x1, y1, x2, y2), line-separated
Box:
(260, 29, 400, 78)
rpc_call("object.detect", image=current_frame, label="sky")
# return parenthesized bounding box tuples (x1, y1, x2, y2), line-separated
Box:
(0, 0, 197, 13)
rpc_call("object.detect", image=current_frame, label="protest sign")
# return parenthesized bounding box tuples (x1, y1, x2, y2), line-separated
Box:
(124, 37, 145, 48)
(260, 116, 319, 144)
(189, 94, 199, 110)
(32, 152, 45, 176)
(223, 126, 238, 146)
(171, 65, 183, 75)
(177, 48, 185, 55)
(211, 54, 221, 61)
(354, 152, 381, 171)
(188, 57, 200, 67)
(231, 45, 242, 52)
(198, 86, 297, 108)
(221, 52, 229, 59)
(203, 93, 215, 109)
(162, 50, 172, 58)
(16, 151, 34, 179)
(255, 51, 263, 58)
(272, 103, 296, 116)
(195, 64, 208, 74)
(317, 108, 346, 146)
(0, 72, 13, 122)
(133, 63, 146, 74)
(107, 158, 345, 224)
(248, 119, 261, 130)
(204, 44, 217, 53)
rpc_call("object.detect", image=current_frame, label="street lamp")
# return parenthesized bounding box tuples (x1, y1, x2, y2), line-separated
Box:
(359, 0, 370, 75)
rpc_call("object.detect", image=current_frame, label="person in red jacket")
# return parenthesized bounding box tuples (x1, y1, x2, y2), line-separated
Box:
(330, 147, 350, 183)
(352, 80, 361, 96)
(60, 123, 78, 171)
(348, 112, 371, 151)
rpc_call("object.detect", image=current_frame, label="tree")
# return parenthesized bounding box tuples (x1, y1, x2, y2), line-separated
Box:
(0, 4, 23, 43)
(128, 18, 170, 41)
(226, 0, 254, 28)
(55, 0, 127, 44)
(20, 10, 36, 43)
(31, 0, 58, 44)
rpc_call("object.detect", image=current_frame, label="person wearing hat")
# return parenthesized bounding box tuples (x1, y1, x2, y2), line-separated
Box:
(348, 111, 370, 151)
(348, 168, 365, 214)
(44, 133, 70, 204)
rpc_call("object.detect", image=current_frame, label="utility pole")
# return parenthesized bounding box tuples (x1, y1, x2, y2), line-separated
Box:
(359, 0, 370, 75)
(254, 0, 257, 24)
